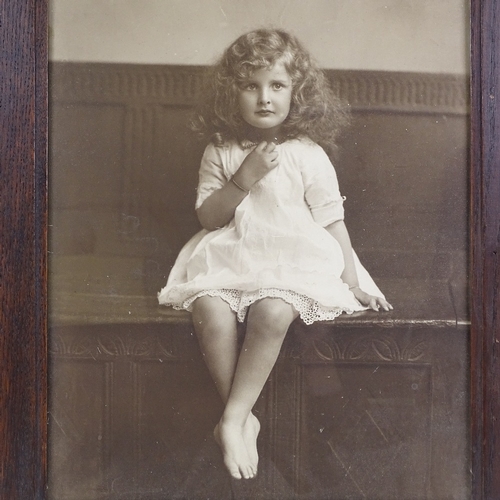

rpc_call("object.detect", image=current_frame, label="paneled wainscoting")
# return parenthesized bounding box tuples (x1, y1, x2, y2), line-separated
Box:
(49, 279, 468, 499)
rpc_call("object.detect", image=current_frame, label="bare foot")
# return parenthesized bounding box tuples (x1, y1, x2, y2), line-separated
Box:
(243, 413, 261, 471)
(214, 420, 256, 480)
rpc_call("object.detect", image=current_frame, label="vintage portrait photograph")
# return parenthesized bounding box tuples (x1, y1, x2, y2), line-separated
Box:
(47, 1, 471, 498)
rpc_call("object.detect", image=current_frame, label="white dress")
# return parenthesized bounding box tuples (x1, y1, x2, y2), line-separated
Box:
(158, 138, 383, 325)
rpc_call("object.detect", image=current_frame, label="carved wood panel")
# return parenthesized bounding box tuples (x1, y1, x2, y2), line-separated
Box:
(268, 325, 469, 499)
(49, 323, 469, 499)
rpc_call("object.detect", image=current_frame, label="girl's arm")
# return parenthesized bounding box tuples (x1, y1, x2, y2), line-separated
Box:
(196, 178, 249, 230)
(325, 220, 393, 311)
(197, 142, 279, 230)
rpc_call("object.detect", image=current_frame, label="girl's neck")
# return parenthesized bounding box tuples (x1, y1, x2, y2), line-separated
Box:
(240, 135, 290, 150)
(243, 126, 288, 145)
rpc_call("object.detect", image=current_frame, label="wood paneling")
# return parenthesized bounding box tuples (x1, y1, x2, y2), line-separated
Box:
(49, 63, 469, 288)
(48, 320, 469, 499)
(45, 62, 472, 498)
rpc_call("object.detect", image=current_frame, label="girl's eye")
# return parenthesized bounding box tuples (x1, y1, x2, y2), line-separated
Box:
(273, 83, 283, 90)
(244, 83, 257, 90)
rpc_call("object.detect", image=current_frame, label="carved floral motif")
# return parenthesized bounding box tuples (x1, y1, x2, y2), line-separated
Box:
(285, 332, 430, 363)
(49, 330, 196, 360)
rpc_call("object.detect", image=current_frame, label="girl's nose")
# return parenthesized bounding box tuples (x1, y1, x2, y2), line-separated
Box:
(258, 90, 270, 104)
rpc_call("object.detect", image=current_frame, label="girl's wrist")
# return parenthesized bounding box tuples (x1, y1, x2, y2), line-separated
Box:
(231, 176, 250, 193)
(232, 169, 255, 192)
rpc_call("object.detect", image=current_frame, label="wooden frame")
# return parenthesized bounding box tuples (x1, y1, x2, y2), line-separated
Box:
(0, 0, 498, 498)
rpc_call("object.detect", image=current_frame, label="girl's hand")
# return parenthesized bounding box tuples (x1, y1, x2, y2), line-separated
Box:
(350, 286, 393, 312)
(234, 141, 279, 190)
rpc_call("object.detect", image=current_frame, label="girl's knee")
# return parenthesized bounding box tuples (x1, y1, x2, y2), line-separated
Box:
(192, 296, 236, 331)
(247, 298, 297, 336)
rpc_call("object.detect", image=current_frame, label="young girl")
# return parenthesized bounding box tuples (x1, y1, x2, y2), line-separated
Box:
(158, 28, 392, 481)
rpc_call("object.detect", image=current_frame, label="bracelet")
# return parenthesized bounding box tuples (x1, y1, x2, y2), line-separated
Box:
(349, 285, 360, 290)
(231, 176, 250, 193)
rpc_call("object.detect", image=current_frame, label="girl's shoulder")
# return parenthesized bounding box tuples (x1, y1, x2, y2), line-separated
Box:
(201, 140, 235, 161)
(288, 136, 319, 149)
(286, 136, 330, 159)
(204, 138, 241, 154)
(201, 139, 246, 173)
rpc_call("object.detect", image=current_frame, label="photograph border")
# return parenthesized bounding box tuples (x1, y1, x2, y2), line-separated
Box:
(0, 0, 499, 498)
(469, 0, 500, 498)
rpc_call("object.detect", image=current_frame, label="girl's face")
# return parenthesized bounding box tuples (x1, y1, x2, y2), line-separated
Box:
(237, 62, 292, 140)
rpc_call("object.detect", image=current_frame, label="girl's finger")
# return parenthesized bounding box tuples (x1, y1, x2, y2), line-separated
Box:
(379, 298, 393, 311)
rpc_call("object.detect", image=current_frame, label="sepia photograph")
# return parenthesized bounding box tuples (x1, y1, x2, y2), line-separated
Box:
(47, 1, 471, 498)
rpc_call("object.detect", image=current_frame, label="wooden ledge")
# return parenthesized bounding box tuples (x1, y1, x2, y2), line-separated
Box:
(50, 274, 468, 330)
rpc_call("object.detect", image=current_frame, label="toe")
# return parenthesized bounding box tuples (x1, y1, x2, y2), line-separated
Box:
(228, 466, 242, 480)
(242, 466, 253, 480)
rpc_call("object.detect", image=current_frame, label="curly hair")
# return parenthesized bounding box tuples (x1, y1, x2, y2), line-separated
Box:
(191, 28, 350, 154)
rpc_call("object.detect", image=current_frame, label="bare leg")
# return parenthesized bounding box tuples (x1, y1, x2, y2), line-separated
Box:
(217, 298, 298, 479)
(192, 296, 239, 402)
(192, 296, 260, 479)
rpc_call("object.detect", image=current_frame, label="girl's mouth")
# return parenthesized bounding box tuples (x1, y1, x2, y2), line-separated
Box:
(256, 110, 273, 115)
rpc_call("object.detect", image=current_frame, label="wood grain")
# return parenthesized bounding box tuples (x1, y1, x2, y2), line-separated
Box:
(0, 0, 498, 498)
(470, 1, 500, 499)
(0, 1, 47, 498)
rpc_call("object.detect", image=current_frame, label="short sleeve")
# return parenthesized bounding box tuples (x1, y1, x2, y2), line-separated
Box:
(302, 145, 345, 226)
(195, 144, 228, 209)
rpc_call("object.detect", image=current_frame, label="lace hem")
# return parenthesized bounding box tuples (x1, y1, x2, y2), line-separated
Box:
(170, 288, 353, 325)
